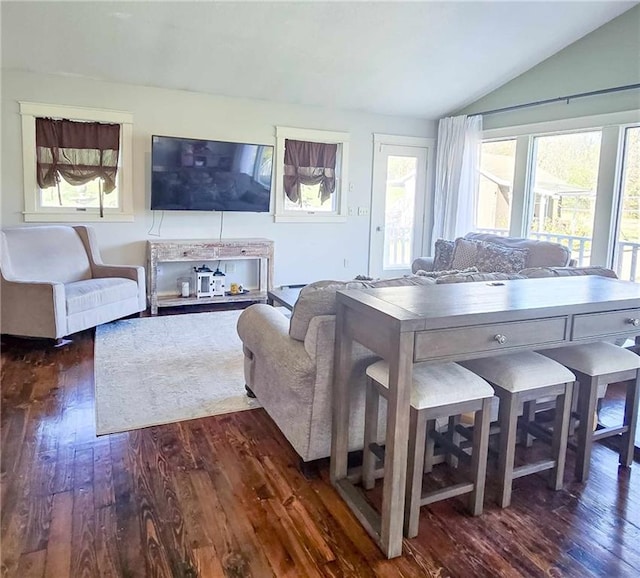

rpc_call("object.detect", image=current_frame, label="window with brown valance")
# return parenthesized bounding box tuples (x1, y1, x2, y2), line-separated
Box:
(283, 139, 338, 204)
(36, 117, 120, 215)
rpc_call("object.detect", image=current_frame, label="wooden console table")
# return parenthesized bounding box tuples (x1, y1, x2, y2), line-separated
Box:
(147, 238, 274, 315)
(331, 276, 640, 559)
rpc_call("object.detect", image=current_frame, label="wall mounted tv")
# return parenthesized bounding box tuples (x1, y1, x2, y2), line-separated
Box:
(151, 135, 274, 212)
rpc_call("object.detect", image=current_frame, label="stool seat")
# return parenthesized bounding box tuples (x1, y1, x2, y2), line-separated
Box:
(461, 352, 575, 393)
(541, 342, 640, 376)
(366, 361, 494, 410)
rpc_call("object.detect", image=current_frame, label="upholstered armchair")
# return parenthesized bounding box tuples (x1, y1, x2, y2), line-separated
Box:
(1, 225, 145, 339)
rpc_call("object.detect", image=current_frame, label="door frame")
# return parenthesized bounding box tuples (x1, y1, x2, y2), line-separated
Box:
(369, 134, 435, 278)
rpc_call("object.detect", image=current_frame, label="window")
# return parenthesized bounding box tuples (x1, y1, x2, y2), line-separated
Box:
(477, 139, 516, 234)
(20, 102, 133, 222)
(614, 126, 640, 281)
(527, 131, 602, 266)
(477, 111, 640, 281)
(274, 126, 349, 222)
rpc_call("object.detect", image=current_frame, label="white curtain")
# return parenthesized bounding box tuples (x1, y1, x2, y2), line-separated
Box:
(432, 114, 483, 241)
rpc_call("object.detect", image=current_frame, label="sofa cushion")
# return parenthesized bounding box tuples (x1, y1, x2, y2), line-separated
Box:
(475, 242, 529, 273)
(465, 232, 571, 268)
(433, 239, 455, 271)
(519, 266, 617, 279)
(436, 272, 526, 284)
(289, 276, 435, 342)
(65, 278, 139, 315)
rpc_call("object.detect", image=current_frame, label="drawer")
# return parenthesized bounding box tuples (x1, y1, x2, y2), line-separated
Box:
(572, 308, 640, 340)
(414, 317, 568, 361)
(218, 244, 267, 258)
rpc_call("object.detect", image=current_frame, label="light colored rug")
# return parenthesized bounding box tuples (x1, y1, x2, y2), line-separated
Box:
(94, 310, 259, 435)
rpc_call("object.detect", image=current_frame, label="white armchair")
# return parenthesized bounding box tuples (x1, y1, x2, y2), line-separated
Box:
(1, 225, 145, 339)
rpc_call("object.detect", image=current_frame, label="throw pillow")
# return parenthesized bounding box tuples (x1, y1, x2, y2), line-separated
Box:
(433, 239, 455, 271)
(475, 242, 529, 274)
(415, 266, 479, 278)
(450, 237, 483, 270)
(519, 266, 618, 279)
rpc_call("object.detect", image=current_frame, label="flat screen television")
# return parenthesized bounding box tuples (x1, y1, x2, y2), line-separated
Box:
(151, 135, 273, 212)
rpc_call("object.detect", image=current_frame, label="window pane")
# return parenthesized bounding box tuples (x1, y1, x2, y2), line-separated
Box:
(528, 131, 601, 266)
(40, 176, 119, 209)
(477, 139, 515, 234)
(383, 155, 417, 269)
(284, 183, 336, 212)
(615, 126, 640, 281)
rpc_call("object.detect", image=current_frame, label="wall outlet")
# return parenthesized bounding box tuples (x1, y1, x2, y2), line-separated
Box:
(358, 207, 369, 216)
(344, 258, 349, 268)
(225, 262, 236, 274)
(348, 207, 354, 216)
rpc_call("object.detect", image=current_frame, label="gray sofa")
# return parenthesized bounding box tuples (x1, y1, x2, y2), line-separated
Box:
(412, 232, 573, 274)
(1, 225, 146, 339)
(237, 276, 434, 462)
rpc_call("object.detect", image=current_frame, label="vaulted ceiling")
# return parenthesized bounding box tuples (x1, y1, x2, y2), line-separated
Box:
(1, 1, 635, 119)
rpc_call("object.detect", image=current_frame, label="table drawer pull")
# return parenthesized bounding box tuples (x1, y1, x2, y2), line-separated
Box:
(627, 318, 640, 327)
(494, 334, 507, 345)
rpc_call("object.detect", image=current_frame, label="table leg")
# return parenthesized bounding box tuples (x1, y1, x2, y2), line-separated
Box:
(331, 302, 352, 483)
(380, 331, 414, 558)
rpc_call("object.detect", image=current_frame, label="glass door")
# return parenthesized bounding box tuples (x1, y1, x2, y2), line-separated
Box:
(369, 144, 428, 278)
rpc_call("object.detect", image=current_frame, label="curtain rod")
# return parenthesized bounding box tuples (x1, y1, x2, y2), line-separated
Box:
(473, 83, 640, 117)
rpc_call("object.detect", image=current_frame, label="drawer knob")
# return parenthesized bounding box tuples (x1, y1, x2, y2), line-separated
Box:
(494, 334, 507, 345)
(627, 318, 640, 327)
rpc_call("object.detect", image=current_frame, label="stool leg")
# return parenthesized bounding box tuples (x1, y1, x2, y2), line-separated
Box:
(362, 377, 379, 490)
(575, 373, 598, 482)
(469, 398, 491, 516)
(404, 408, 427, 539)
(521, 401, 536, 448)
(620, 371, 640, 468)
(498, 393, 518, 508)
(447, 415, 461, 468)
(423, 419, 436, 474)
(549, 382, 573, 491)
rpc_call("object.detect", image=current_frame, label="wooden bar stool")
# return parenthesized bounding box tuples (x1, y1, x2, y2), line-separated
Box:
(541, 342, 640, 481)
(362, 360, 494, 538)
(461, 352, 575, 508)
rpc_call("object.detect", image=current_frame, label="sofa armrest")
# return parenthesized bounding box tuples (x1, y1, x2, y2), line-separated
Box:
(0, 276, 66, 338)
(411, 256, 435, 273)
(237, 304, 315, 391)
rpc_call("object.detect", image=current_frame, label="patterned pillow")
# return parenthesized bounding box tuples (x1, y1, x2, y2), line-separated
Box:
(450, 238, 483, 270)
(415, 266, 478, 278)
(433, 239, 455, 271)
(475, 242, 529, 274)
(519, 266, 618, 279)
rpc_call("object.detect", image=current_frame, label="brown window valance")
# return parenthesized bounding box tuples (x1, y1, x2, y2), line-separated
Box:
(35, 117, 121, 194)
(283, 139, 338, 204)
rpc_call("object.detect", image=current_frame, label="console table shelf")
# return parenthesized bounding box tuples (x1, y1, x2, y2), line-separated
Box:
(147, 238, 274, 315)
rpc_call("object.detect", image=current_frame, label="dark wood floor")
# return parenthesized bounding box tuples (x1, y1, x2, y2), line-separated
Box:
(2, 329, 640, 578)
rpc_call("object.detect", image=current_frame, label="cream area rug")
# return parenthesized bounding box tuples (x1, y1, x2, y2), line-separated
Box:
(94, 310, 259, 435)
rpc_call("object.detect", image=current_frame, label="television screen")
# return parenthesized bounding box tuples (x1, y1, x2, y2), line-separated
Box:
(151, 135, 273, 212)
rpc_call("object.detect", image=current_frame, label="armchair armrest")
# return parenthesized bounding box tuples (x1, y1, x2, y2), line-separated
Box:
(0, 276, 66, 338)
(411, 256, 435, 273)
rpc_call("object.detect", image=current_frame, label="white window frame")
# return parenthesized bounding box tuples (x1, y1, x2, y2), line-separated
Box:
(481, 110, 640, 269)
(20, 101, 134, 222)
(274, 126, 349, 223)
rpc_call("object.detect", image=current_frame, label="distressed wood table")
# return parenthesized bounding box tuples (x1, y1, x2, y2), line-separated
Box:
(331, 276, 640, 558)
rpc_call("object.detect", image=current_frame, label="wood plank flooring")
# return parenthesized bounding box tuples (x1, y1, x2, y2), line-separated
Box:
(2, 328, 640, 577)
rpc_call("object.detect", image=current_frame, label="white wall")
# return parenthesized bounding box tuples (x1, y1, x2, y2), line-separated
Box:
(459, 5, 640, 128)
(1, 69, 435, 289)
